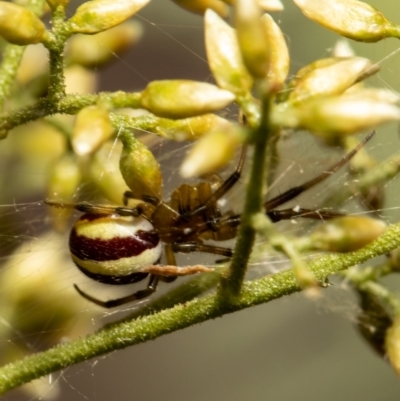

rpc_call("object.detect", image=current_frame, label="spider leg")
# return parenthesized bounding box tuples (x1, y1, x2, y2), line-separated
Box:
(264, 131, 375, 211)
(187, 145, 247, 217)
(173, 241, 233, 257)
(44, 200, 143, 217)
(267, 207, 344, 222)
(74, 274, 159, 309)
(208, 133, 374, 229)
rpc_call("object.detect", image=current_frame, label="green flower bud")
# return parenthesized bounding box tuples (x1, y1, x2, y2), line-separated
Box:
(293, 0, 400, 43)
(67, 21, 142, 68)
(310, 216, 387, 253)
(261, 14, 289, 86)
(119, 132, 162, 199)
(234, 0, 270, 79)
(172, 0, 228, 16)
(155, 114, 230, 141)
(0, 2, 47, 45)
(72, 105, 114, 156)
(67, 0, 150, 34)
(386, 315, 400, 376)
(288, 57, 373, 105)
(140, 80, 235, 119)
(205, 9, 253, 96)
(180, 124, 243, 178)
(47, 154, 82, 231)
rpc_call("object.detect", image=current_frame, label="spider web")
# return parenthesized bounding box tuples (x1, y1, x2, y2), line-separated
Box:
(1, 0, 400, 400)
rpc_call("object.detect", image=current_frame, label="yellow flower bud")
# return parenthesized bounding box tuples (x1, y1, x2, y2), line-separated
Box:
(386, 315, 400, 376)
(72, 105, 114, 156)
(67, 0, 150, 34)
(65, 65, 97, 94)
(180, 124, 243, 178)
(288, 57, 373, 105)
(273, 96, 400, 137)
(205, 9, 253, 96)
(0, 2, 47, 45)
(260, 14, 289, 86)
(0, 232, 98, 342)
(17, 44, 48, 84)
(140, 80, 235, 119)
(156, 114, 230, 141)
(88, 140, 131, 205)
(310, 216, 386, 253)
(293, 0, 400, 43)
(234, 0, 270, 79)
(119, 132, 162, 199)
(66, 21, 142, 68)
(172, 0, 228, 16)
(342, 88, 400, 104)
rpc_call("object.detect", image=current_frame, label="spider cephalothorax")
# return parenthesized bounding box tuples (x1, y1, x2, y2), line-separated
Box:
(46, 133, 373, 308)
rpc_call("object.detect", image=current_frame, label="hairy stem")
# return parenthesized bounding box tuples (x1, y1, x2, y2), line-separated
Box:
(1, 220, 400, 395)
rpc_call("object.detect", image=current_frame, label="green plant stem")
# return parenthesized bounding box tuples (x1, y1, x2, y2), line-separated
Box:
(218, 87, 272, 300)
(0, 92, 143, 138)
(2, 220, 400, 395)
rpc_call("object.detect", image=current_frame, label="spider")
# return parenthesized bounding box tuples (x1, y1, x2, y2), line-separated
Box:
(45, 132, 374, 308)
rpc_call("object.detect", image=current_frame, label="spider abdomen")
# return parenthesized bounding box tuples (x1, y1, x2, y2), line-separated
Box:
(69, 214, 162, 285)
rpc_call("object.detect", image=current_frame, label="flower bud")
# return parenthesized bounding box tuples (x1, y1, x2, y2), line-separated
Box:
(342, 88, 400, 104)
(47, 154, 82, 231)
(17, 44, 49, 84)
(156, 114, 230, 141)
(288, 57, 373, 105)
(119, 132, 162, 199)
(293, 0, 400, 43)
(0, 232, 98, 343)
(172, 0, 228, 16)
(72, 105, 114, 156)
(273, 96, 400, 138)
(180, 124, 243, 178)
(88, 140, 131, 205)
(0, 2, 47, 45)
(140, 80, 235, 119)
(234, 0, 270, 79)
(67, 0, 150, 34)
(65, 65, 97, 94)
(205, 9, 253, 96)
(386, 315, 400, 376)
(66, 21, 142, 68)
(310, 216, 386, 253)
(260, 14, 289, 86)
